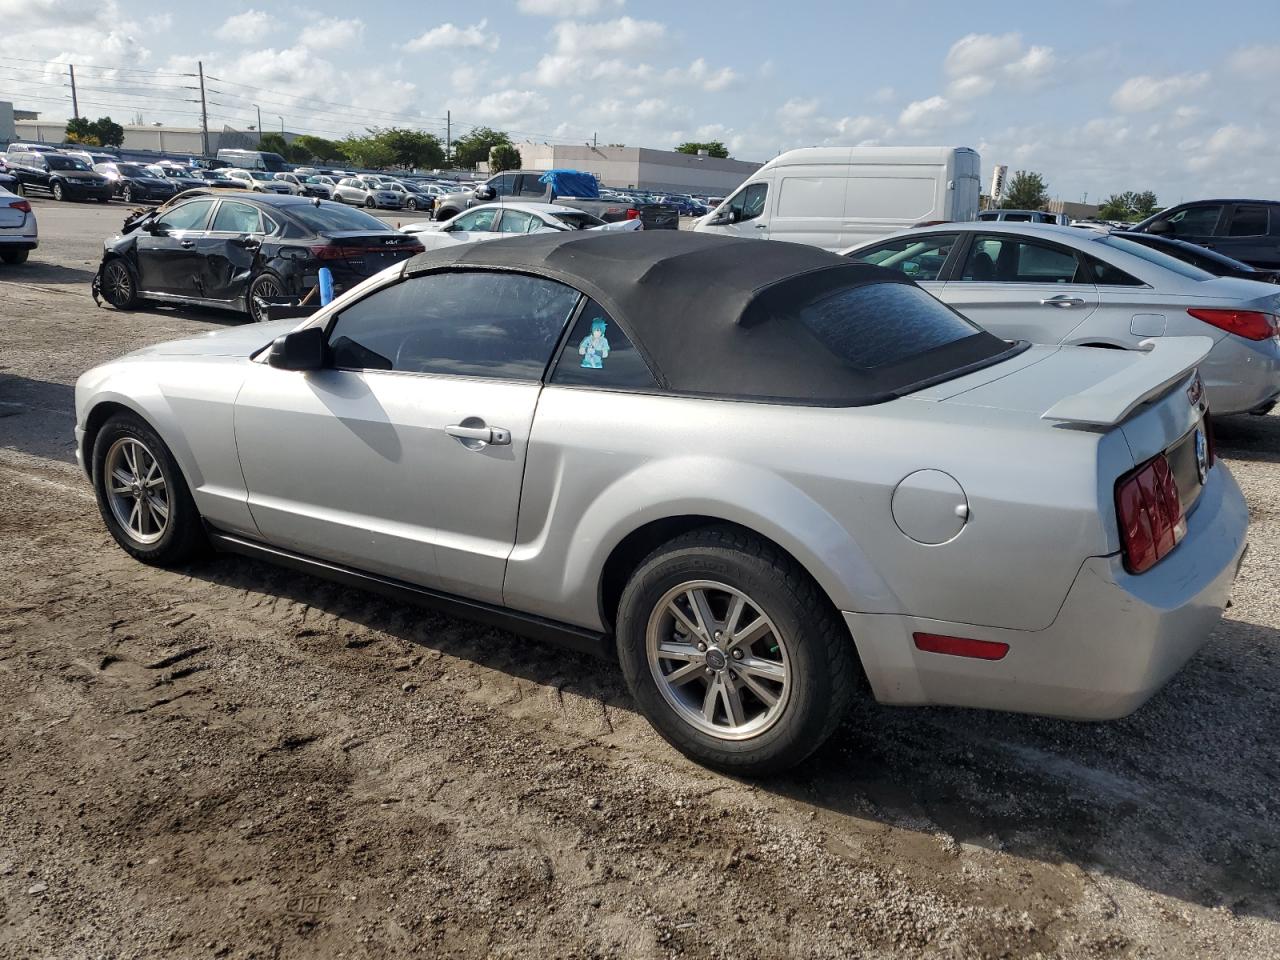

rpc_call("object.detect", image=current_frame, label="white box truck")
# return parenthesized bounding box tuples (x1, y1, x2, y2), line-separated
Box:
(694, 146, 981, 251)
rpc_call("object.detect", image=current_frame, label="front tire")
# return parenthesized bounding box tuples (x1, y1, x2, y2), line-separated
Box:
(405, 198, 418, 211)
(364, 196, 375, 208)
(121, 184, 133, 203)
(616, 526, 859, 776)
(91, 412, 206, 566)
(100, 258, 139, 309)
(51, 181, 65, 202)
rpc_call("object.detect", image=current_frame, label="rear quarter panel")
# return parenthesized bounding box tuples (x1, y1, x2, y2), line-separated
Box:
(505, 387, 1120, 633)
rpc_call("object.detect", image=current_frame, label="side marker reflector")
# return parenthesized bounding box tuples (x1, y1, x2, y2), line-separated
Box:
(913, 632, 1010, 661)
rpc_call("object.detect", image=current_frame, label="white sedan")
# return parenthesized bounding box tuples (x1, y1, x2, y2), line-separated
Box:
(0, 185, 37, 264)
(400, 201, 640, 250)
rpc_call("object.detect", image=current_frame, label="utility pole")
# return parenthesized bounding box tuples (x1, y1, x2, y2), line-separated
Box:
(446, 110, 451, 165)
(593, 131, 597, 149)
(255, 104, 262, 142)
(69, 64, 79, 120)
(197, 60, 209, 157)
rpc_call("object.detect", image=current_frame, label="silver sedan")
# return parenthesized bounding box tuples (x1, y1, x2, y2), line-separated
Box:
(73, 232, 1247, 774)
(845, 222, 1280, 416)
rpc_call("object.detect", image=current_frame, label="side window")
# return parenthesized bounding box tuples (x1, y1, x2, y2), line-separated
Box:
(515, 174, 543, 195)
(328, 271, 580, 379)
(1165, 204, 1223, 237)
(851, 233, 958, 282)
(551, 300, 657, 390)
(1083, 254, 1143, 286)
(492, 174, 517, 197)
(726, 182, 768, 222)
(211, 201, 262, 233)
(498, 209, 538, 234)
(453, 209, 498, 232)
(1228, 205, 1269, 237)
(154, 199, 215, 233)
(959, 235, 1083, 283)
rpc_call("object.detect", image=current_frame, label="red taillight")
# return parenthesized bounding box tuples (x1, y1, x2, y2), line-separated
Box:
(308, 242, 423, 260)
(8, 199, 31, 213)
(1187, 307, 1278, 341)
(913, 633, 1010, 661)
(1115, 453, 1186, 574)
(625, 207, 641, 220)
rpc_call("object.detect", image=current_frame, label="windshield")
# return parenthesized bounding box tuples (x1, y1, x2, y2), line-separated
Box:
(1099, 236, 1216, 281)
(288, 203, 391, 232)
(553, 211, 605, 230)
(117, 164, 151, 177)
(47, 156, 90, 171)
(248, 171, 273, 181)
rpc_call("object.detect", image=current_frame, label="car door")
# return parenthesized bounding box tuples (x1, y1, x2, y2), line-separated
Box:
(494, 208, 540, 238)
(437, 207, 500, 245)
(708, 181, 770, 239)
(513, 174, 547, 200)
(134, 198, 217, 296)
(20, 154, 50, 193)
(198, 199, 271, 303)
(1217, 203, 1279, 269)
(1149, 203, 1226, 249)
(940, 232, 1100, 343)
(233, 269, 582, 602)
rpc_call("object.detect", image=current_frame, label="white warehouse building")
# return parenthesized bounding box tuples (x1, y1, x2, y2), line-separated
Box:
(516, 143, 760, 196)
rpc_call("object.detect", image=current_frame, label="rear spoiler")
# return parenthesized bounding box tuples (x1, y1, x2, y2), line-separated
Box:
(1041, 336, 1213, 426)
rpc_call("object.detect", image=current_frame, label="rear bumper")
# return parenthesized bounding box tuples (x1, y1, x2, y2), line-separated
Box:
(1200, 335, 1280, 416)
(845, 462, 1248, 720)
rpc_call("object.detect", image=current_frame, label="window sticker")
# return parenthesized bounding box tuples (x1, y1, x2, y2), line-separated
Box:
(579, 318, 611, 368)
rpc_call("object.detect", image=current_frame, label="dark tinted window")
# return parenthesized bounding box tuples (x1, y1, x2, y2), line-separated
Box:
(727, 182, 768, 222)
(1083, 254, 1143, 286)
(1099, 236, 1216, 281)
(154, 199, 215, 232)
(288, 203, 389, 232)
(852, 234, 958, 281)
(551, 300, 658, 389)
(47, 156, 90, 171)
(795, 282, 980, 369)
(960, 236, 1084, 283)
(1228, 205, 1269, 237)
(328, 271, 580, 379)
(1164, 204, 1223, 237)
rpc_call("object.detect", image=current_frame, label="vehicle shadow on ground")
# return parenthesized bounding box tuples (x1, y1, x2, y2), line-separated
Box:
(185, 548, 1279, 922)
(11, 263, 97, 285)
(0, 374, 78, 463)
(1215, 411, 1280, 463)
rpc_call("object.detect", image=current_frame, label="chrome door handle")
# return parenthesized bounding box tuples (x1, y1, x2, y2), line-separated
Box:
(1040, 295, 1085, 307)
(754, 223, 768, 229)
(445, 423, 511, 445)
(180, 240, 195, 248)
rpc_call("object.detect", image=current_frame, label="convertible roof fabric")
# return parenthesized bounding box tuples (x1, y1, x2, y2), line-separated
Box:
(404, 231, 1013, 404)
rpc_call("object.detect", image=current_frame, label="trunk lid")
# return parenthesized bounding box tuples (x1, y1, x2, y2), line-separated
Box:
(318, 231, 424, 276)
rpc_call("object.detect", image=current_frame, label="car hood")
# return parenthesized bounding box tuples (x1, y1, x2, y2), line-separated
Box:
(124, 319, 300, 359)
(129, 177, 174, 187)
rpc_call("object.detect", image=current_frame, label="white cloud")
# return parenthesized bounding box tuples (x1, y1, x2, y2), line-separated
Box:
(461, 89, 548, 123)
(664, 57, 738, 92)
(404, 19, 498, 52)
(1227, 44, 1280, 76)
(215, 10, 274, 44)
(871, 86, 896, 104)
(299, 17, 364, 51)
(551, 16, 665, 54)
(1111, 72, 1209, 112)
(517, 0, 623, 14)
(943, 32, 1056, 100)
(898, 95, 964, 131)
(529, 53, 653, 88)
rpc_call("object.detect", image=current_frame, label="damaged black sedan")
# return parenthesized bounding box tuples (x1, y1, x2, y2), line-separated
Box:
(93, 192, 424, 322)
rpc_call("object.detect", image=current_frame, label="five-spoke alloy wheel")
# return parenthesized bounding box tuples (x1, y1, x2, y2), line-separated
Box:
(103, 437, 170, 545)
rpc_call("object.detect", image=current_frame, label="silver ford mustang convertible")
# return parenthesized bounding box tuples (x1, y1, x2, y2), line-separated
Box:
(75, 232, 1248, 774)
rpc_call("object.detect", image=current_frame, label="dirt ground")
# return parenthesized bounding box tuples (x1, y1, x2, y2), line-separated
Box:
(1, 198, 1279, 960)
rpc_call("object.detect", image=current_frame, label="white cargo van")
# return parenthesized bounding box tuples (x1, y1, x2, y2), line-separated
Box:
(694, 146, 981, 251)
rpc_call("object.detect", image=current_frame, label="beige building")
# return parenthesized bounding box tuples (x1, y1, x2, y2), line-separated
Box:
(516, 143, 760, 196)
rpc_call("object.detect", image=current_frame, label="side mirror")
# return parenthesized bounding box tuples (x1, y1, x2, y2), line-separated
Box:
(473, 185, 496, 201)
(1145, 219, 1172, 236)
(144, 220, 167, 236)
(268, 326, 327, 371)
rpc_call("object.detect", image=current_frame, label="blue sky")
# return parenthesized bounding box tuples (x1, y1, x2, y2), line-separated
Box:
(3, 0, 1278, 203)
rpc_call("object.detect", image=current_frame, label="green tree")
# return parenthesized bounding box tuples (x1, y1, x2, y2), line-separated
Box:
(451, 127, 511, 168)
(290, 135, 342, 162)
(489, 143, 521, 172)
(1133, 190, 1159, 218)
(257, 132, 288, 155)
(1000, 170, 1049, 210)
(372, 127, 445, 169)
(1098, 192, 1135, 220)
(66, 116, 124, 148)
(675, 141, 730, 159)
(337, 134, 396, 169)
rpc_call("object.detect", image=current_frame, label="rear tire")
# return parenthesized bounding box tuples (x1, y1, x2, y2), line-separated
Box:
(247, 271, 284, 322)
(616, 525, 859, 776)
(1, 249, 29, 264)
(405, 198, 418, 211)
(91, 412, 206, 566)
(11, 181, 23, 197)
(100, 258, 139, 309)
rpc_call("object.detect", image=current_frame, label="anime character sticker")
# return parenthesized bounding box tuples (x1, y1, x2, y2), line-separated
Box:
(579, 318, 610, 368)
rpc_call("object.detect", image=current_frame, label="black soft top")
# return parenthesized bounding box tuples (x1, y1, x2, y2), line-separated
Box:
(404, 231, 1015, 405)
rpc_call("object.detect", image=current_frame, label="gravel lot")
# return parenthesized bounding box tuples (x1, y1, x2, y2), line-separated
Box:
(2, 197, 1279, 960)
